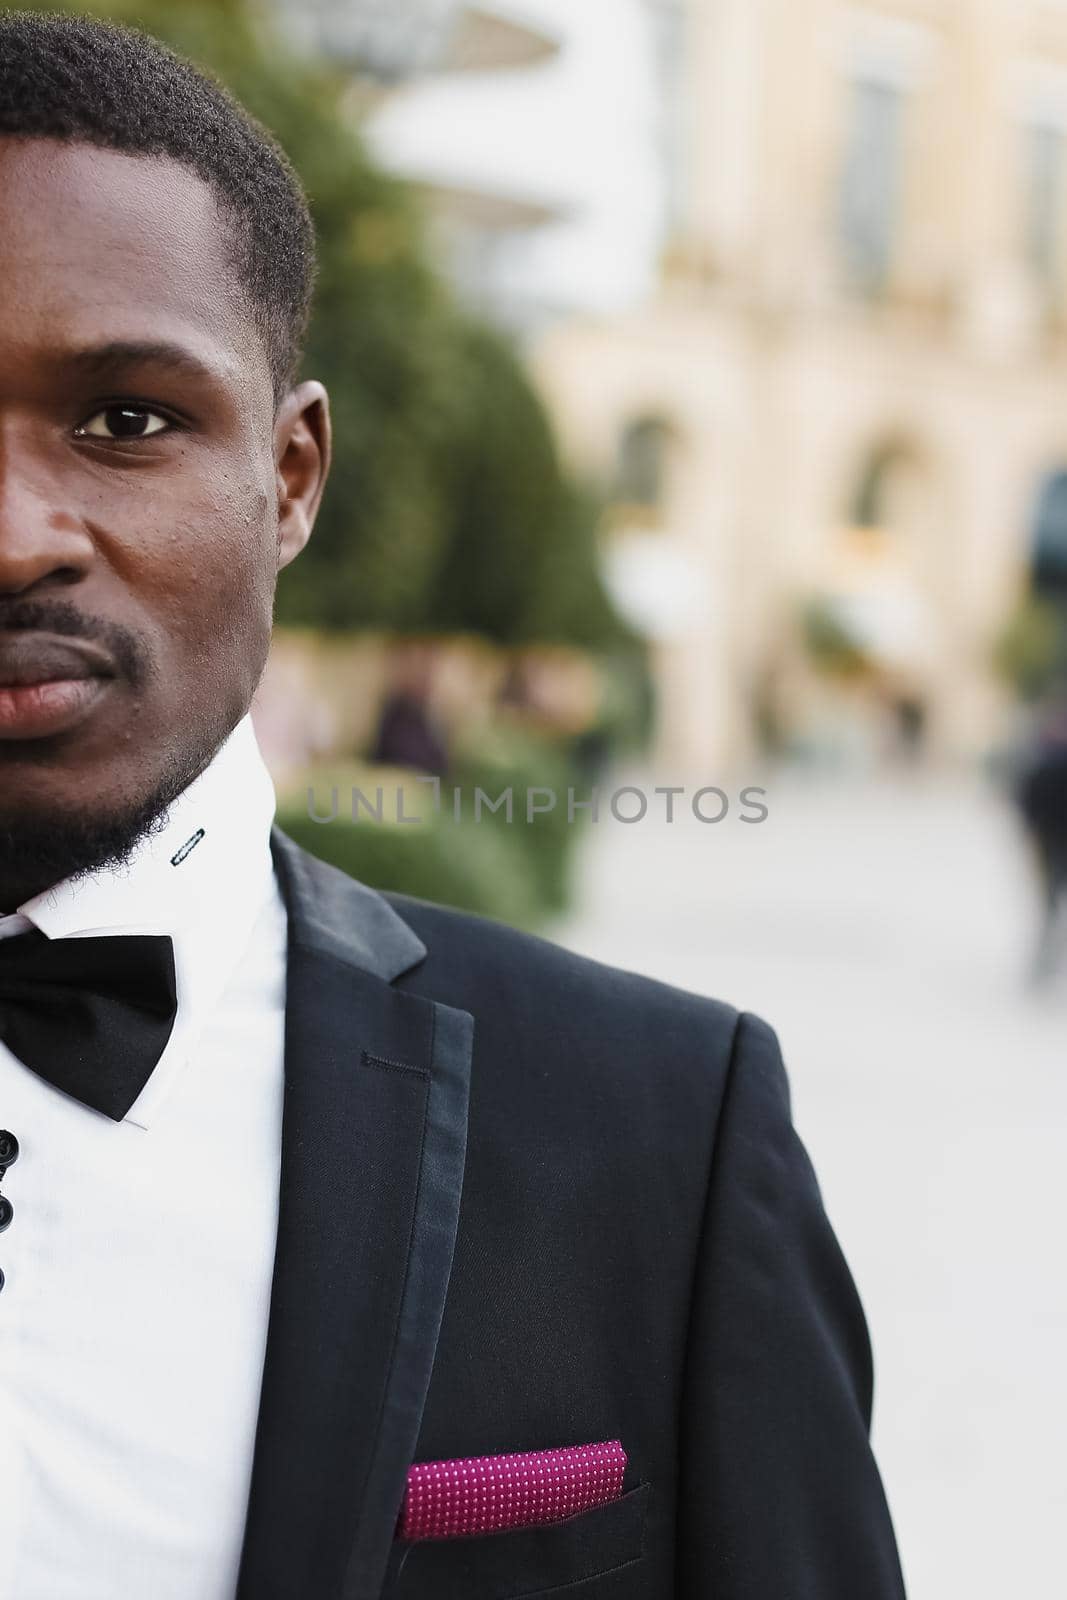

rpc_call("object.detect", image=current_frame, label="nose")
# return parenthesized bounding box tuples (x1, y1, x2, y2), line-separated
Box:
(0, 431, 95, 596)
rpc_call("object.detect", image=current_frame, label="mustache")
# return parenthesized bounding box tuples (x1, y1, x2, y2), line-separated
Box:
(0, 598, 152, 687)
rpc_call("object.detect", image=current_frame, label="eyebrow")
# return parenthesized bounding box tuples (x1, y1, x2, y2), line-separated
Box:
(62, 340, 224, 385)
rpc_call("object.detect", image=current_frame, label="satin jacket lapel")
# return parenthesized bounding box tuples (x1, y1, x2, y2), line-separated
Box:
(236, 828, 473, 1600)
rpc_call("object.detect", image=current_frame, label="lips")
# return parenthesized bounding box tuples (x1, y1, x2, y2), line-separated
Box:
(0, 633, 117, 740)
(0, 634, 116, 688)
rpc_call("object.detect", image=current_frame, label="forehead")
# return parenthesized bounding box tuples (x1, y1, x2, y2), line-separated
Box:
(0, 138, 264, 391)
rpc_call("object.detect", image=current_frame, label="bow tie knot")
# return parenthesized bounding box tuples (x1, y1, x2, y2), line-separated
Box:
(0, 928, 178, 1120)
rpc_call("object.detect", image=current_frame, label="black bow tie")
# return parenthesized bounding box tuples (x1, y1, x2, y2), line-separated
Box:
(0, 928, 178, 1120)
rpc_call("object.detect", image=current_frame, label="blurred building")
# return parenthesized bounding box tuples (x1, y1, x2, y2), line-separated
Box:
(274, 0, 559, 80)
(274, 0, 571, 327)
(533, 0, 1067, 771)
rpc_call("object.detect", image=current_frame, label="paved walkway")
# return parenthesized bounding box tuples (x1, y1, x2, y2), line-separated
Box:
(553, 767, 1067, 1600)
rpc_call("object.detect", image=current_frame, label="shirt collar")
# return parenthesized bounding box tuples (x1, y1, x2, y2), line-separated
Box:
(0, 713, 280, 1128)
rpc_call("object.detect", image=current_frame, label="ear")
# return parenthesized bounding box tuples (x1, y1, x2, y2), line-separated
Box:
(273, 380, 332, 570)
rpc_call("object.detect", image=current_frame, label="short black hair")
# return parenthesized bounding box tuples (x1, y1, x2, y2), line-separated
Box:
(0, 10, 316, 399)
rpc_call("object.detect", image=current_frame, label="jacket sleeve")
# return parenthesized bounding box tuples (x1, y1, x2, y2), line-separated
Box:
(675, 1011, 907, 1598)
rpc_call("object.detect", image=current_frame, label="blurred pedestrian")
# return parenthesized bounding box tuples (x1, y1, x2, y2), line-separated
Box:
(1015, 697, 1067, 980)
(370, 638, 450, 775)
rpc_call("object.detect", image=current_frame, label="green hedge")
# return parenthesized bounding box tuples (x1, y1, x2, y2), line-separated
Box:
(276, 728, 590, 928)
(276, 802, 542, 928)
(451, 727, 584, 917)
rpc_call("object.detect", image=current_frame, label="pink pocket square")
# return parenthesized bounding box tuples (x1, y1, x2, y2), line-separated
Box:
(397, 1438, 627, 1540)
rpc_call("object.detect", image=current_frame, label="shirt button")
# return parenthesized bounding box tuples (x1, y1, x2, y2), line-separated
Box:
(0, 1130, 19, 1174)
(0, 1266, 5, 1293)
(0, 1196, 12, 1232)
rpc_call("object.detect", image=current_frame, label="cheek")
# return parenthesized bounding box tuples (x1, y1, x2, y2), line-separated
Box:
(145, 484, 277, 663)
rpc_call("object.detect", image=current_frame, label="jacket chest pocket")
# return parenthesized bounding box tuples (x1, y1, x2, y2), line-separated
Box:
(389, 1481, 650, 1599)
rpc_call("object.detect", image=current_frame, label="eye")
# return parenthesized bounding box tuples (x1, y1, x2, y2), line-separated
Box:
(75, 405, 173, 441)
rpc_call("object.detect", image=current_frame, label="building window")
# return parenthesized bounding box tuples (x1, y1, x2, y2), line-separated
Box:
(1023, 120, 1066, 294)
(838, 75, 906, 297)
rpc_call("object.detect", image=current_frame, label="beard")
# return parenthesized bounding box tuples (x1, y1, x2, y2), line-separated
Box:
(0, 733, 218, 911)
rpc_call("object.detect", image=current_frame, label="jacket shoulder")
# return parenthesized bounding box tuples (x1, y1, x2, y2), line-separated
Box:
(384, 889, 744, 1100)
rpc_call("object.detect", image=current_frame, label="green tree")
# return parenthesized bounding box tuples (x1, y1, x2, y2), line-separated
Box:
(425, 322, 624, 647)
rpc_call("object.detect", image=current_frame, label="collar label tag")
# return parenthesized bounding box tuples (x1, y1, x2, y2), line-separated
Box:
(170, 828, 205, 868)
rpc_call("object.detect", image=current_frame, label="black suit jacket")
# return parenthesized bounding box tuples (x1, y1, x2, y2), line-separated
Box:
(234, 828, 906, 1599)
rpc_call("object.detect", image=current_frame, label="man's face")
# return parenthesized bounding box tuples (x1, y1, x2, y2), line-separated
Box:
(0, 138, 329, 900)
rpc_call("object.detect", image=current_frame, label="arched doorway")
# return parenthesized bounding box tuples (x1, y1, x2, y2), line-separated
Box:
(612, 415, 676, 519)
(601, 410, 727, 770)
(801, 434, 949, 760)
(602, 415, 700, 644)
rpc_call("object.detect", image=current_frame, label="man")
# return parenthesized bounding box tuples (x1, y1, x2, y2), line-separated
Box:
(0, 13, 907, 1599)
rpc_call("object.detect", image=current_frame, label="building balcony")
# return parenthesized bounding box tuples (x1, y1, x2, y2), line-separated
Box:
(273, 1, 560, 82)
(443, 5, 561, 72)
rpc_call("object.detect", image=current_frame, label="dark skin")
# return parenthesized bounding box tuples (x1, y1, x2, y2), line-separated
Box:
(0, 138, 331, 909)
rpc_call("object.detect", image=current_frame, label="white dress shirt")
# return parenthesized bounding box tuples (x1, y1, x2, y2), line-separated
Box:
(0, 713, 288, 1600)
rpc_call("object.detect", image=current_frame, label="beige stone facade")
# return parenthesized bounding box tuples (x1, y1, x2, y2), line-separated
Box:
(533, 0, 1067, 772)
